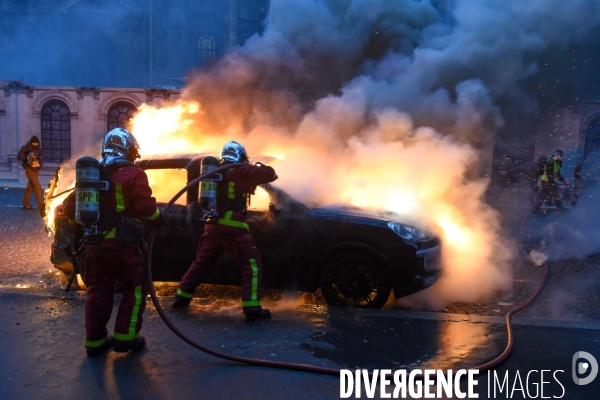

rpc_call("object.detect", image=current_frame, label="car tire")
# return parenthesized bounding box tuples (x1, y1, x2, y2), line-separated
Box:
(320, 251, 392, 309)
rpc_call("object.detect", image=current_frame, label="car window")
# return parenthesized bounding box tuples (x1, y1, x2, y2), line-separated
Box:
(145, 169, 187, 206)
(248, 185, 270, 212)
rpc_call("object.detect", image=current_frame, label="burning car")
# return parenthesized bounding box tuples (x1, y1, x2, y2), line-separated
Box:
(47, 154, 441, 308)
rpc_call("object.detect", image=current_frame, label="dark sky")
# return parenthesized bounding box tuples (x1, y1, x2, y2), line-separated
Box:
(3, 0, 600, 146)
(177, 0, 600, 151)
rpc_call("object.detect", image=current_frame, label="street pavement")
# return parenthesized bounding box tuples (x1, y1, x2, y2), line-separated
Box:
(0, 189, 53, 281)
(1, 188, 599, 399)
(1, 291, 599, 399)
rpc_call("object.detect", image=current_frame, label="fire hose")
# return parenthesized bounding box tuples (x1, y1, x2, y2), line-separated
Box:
(145, 162, 549, 378)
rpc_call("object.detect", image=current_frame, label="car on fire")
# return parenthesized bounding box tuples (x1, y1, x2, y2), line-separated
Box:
(48, 153, 441, 309)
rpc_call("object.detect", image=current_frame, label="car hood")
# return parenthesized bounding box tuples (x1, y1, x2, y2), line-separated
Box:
(312, 205, 400, 222)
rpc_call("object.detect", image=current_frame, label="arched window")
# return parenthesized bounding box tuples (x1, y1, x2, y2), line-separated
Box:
(40, 100, 71, 164)
(197, 35, 216, 64)
(107, 102, 136, 132)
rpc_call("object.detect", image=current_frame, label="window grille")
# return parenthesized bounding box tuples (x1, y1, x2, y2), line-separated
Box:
(40, 100, 71, 163)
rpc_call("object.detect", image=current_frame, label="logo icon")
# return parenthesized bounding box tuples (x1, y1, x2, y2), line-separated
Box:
(572, 351, 598, 385)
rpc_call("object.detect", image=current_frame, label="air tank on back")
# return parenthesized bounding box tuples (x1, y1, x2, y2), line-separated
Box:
(75, 157, 100, 228)
(199, 156, 220, 219)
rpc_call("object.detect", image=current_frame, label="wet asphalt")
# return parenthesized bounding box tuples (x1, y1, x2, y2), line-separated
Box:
(1, 290, 599, 399)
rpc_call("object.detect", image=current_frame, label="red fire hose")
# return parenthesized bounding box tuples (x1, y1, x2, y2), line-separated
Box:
(145, 163, 549, 377)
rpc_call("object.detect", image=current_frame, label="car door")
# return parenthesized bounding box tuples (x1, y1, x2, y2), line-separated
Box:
(145, 162, 204, 282)
(204, 187, 286, 287)
(246, 186, 317, 291)
(246, 207, 292, 288)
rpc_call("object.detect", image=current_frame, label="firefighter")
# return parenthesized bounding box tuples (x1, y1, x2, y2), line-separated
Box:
(64, 128, 162, 356)
(172, 141, 278, 321)
(532, 149, 569, 215)
(17, 135, 44, 211)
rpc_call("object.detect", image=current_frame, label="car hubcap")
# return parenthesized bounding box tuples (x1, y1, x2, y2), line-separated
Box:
(330, 264, 379, 306)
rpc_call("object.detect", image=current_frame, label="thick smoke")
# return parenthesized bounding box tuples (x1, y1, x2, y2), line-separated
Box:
(130, 0, 600, 308)
(524, 169, 600, 261)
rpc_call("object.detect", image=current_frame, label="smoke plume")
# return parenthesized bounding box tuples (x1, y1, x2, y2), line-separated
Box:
(130, 0, 600, 309)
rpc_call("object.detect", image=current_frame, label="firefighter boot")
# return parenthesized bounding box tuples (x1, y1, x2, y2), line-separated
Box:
(171, 294, 191, 310)
(86, 335, 114, 357)
(244, 307, 271, 322)
(113, 336, 146, 353)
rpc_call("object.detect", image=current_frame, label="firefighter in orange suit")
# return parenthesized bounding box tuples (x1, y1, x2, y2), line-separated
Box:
(64, 128, 162, 356)
(172, 141, 277, 321)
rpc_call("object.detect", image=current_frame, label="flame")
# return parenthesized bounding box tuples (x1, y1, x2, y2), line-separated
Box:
(249, 186, 270, 211)
(128, 101, 289, 205)
(145, 169, 188, 206)
(436, 216, 473, 249)
(130, 101, 222, 156)
(125, 99, 511, 308)
(43, 91, 511, 308)
(46, 190, 72, 234)
(43, 99, 279, 218)
(43, 168, 74, 235)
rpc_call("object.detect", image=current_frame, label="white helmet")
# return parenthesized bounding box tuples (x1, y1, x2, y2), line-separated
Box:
(220, 141, 248, 164)
(101, 128, 140, 164)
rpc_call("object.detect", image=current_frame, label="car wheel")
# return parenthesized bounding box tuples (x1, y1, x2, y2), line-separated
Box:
(320, 251, 392, 309)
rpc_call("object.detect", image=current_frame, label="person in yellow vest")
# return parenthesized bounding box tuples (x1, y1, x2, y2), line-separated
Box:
(532, 149, 569, 215)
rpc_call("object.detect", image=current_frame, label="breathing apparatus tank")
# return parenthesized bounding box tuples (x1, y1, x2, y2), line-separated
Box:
(75, 157, 101, 232)
(199, 156, 221, 221)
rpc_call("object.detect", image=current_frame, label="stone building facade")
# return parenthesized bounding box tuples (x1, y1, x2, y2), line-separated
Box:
(0, 80, 180, 187)
(3, 79, 600, 192)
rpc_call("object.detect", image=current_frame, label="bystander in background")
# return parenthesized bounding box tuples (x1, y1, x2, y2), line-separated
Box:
(17, 136, 44, 211)
(532, 149, 569, 215)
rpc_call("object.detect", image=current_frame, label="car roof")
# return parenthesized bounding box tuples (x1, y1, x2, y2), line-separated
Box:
(136, 153, 214, 170)
(136, 153, 278, 170)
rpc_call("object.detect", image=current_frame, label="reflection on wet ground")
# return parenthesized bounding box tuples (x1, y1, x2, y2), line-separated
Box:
(130, 288, 504, 371)
(0, 265, 591, 374)
(425, 321, 502, 371)
(1, 290, 593, 400)
(293, 310, 505, 371)
(0, 275, 499, 372)
(0, 269, 64, 290)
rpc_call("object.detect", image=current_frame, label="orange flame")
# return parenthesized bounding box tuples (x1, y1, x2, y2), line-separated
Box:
(128, 97, 512, 307)
(44, 93, 511, 308)
(130, 101, 221, 156)
(43, 168, 73, 236)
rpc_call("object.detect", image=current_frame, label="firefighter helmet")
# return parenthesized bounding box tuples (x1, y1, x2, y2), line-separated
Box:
(101, 128, 140, 163)
(220, 141, 248, 164)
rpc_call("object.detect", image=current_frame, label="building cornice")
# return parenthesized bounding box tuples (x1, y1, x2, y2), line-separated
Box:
(76, 87, 101, 100)
(2, 80, 34, 98)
